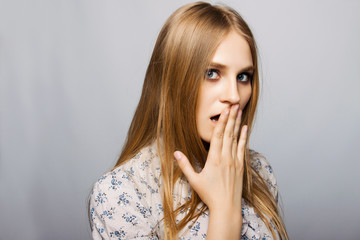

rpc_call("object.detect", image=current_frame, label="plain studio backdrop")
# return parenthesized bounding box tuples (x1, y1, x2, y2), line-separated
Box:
(0, 0, 359, 239)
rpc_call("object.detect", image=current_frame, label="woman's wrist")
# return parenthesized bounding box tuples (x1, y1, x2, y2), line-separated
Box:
(206, 208, 242, 240)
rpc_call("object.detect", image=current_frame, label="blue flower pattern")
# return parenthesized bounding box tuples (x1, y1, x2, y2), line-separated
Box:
(89, 141, 280, 239)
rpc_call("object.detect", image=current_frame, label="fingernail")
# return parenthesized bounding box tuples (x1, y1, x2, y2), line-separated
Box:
(224, 109, 230, 116)
(234, 104, 239, 111)
(174, 151, 182, 160)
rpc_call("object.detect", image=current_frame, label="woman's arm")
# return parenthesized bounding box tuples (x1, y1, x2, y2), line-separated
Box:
(175, 104, 246, 239)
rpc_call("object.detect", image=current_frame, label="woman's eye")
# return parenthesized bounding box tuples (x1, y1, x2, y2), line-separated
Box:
(205, 69, 220, 80)
(237, 73, 251, 82)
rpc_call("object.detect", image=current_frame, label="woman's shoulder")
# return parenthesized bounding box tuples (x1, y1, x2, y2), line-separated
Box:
(89, 142, 162, 239)
(248, 149, 274, 176)
(249, 149, 278, 202)
(92, 142, 162, 197)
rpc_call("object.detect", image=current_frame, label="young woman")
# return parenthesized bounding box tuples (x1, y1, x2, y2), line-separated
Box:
(89, 2, 289, 239)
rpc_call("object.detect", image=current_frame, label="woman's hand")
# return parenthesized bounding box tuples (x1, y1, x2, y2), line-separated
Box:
(174, 104, 247, 239)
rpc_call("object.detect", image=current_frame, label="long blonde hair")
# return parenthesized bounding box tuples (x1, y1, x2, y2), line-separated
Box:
(114, 2, 288, 239)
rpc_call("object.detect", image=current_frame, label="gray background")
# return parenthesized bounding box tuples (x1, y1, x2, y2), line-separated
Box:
(1, 0, 359, 239)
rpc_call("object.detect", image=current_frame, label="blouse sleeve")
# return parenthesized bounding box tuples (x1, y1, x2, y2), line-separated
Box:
(89, 168, 159, 240)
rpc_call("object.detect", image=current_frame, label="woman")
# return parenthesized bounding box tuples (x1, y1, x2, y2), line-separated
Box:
(89, 2, 289, 239)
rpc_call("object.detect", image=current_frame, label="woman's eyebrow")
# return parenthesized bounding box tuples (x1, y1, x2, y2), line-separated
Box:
(241, 66, 255, 73)
(209, 62, 227, 69)
(209, 62, 254, 73)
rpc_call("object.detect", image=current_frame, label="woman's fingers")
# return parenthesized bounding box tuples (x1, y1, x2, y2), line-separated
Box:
(232, 109, 242, 158)
(177, 107, 246, 212)
(174, 151, 198, 188)
(237, 125, 248, 167)
(222, 104, 239, 160)
(208, 108, 229, 161)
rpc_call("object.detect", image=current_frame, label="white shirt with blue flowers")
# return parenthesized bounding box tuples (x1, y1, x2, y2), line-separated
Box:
(89, 141, 280, 239)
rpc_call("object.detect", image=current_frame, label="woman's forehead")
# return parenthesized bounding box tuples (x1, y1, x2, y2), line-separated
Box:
(210, 31, 253, 70)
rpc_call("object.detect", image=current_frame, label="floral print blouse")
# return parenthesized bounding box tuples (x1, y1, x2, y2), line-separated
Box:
(89, 141, 280, 239)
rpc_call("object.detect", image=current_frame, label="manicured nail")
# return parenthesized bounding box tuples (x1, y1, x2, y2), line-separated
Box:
(174, 151, 182, 160)
(234, 104, 239, 111)
(224, 109, 230, 116)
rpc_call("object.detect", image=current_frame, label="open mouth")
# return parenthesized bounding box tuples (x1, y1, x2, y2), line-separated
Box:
(210, 114, 220, 122)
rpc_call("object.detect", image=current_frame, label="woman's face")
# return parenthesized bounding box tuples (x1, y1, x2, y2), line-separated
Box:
(196, 31, 253, 143)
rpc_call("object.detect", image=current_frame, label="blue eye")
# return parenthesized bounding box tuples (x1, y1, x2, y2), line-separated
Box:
(237, 73, 252, 82)
(205, 69, 220, 80)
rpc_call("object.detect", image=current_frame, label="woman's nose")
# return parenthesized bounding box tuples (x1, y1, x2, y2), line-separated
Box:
(220, 79, 240, 104)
